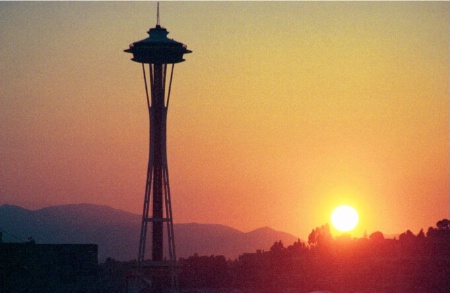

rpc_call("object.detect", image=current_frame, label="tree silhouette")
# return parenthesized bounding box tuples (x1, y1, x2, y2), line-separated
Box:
(427, 219, 450, 239)
(270, 240, 284, 254)
(436, 219, 450, 230)
(308, 224, 333, 248)
(369, 231, 385, 242)
(417, 228, 425, 240)
(90, 219, 450, 293)
(399, 229, 415, 242)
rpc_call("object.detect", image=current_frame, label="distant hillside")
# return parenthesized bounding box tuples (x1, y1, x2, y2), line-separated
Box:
(0, 204, 299, 261)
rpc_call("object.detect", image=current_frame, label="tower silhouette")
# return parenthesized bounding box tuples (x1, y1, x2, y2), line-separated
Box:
(124, 6, 191, 291)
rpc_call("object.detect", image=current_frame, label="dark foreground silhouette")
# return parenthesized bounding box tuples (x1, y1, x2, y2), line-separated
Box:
(1, 219, 449, 293)
(98, 219, 449, 293)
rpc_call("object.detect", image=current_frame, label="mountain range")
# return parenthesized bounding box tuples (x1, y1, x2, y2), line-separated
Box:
(0, 204, 299, 261)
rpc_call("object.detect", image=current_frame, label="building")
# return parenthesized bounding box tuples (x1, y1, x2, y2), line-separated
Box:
(0, 242, 98, 293)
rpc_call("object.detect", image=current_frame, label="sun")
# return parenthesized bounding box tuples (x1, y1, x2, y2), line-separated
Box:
(331, 205, 359, 232)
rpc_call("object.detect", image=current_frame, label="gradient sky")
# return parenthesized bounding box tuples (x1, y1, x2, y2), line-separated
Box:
(1, 1, 448, 241)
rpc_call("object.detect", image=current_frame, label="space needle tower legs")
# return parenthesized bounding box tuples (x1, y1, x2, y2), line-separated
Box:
(125, 7, 191, 291)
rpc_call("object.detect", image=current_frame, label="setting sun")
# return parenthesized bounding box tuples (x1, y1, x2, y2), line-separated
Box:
(331, 205, 359, 232)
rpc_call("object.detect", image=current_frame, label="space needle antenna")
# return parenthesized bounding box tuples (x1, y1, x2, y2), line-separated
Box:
(156, 2, 160, 26)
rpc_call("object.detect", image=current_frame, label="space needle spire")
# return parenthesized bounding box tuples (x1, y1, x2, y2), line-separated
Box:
(124, 3, 191, 292)
(156, 2, 160, 26)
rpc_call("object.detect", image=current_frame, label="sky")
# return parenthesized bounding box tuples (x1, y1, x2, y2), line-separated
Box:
(0, 1, 448, 241)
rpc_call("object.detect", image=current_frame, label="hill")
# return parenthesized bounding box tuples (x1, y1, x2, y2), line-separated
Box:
(0, 204, 299, 261)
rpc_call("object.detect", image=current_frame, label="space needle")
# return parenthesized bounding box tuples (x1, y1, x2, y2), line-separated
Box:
(124, 4, 191, 292)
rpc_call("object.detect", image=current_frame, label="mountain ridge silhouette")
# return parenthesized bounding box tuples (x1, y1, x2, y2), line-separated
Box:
(0, 203, 299, 261)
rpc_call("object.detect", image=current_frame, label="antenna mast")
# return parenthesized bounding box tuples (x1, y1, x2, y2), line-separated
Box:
(156, 2, 160, 26)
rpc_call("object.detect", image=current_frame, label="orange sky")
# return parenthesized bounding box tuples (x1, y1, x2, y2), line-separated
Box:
(0, 1, 448, 241)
